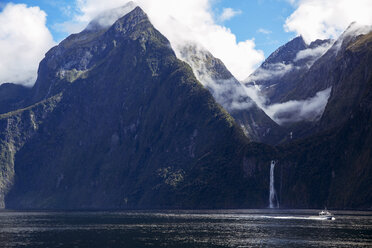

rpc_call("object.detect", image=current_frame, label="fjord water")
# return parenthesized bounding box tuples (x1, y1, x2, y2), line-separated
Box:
(0, 210, 371, 247)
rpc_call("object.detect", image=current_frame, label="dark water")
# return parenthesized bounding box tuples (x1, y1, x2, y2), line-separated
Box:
(0, 209, 371, 247)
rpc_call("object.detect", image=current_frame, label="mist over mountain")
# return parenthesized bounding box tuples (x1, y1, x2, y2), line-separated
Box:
(0, 7, 273, 209)
(0, 6, 371, 210)
(178, 44, 285, 144)
(244, 36, 333, 104)
(243, 36, 333, 126)
(243, 24, 372, 208)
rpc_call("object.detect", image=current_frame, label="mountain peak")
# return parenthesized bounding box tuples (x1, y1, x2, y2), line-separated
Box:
(32, 5, 167, 103)
(341, 22, 372, 39)
(291, 36, 306, 46)
(121, 6, 147, 20)
(84, 2, 138, 31)
(112, 6, 149, 32)
(263, 36, 307, 66)
(331, 22, 372, 54)
(308, 38, 333, 49)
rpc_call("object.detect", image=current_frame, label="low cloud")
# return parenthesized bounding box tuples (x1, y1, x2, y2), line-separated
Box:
(295, 43, 332, 61)
(243, 84, 331, 125)
(294, 41, 333, 67)
(285, 0, 372, 43)
(266, 87, 332, 124)
(206, 77, 254, 111)
(246, 62, 294, 82)
(219, 8, 242, 22)
(179, 44, 253, 111)
(0, 3, 55, 86)
(85, 3, 136, 30)
(332, 22, 372, 54)
(246, 40, 334, 83)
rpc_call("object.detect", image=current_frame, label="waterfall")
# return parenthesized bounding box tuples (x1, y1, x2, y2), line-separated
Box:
(269, 160, 279, 208)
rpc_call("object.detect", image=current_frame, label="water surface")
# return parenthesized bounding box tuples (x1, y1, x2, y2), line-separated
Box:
(0, 209, 371, 247)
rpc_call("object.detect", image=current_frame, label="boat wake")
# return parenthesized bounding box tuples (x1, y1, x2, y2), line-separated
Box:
(259, 215, 335, 221)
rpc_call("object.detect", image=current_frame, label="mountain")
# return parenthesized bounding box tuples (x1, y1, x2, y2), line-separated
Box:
(272, 30, 372, 209)
(239, 25, 372, 209)
(0, 7, 275, 209)
(0, 7, 371, 210)
(245, 36, 333, 104)
(178, 45, 285, 144)
(244, 24, 372, 140)
(284, 24, 372, 130)
(0, 83, 31, 114)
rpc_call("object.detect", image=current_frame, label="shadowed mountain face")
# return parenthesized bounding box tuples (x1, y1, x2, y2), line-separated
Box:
(244, 24, 372, 141)
(287, 25, 372, 132)
(178, 45, 285, 144)
(270, 31, 372, 209)
(245, 36, 333, 104)
(0, 7, 371, 210)
(0, 83, 31, 115)
(1, 7, 275, 209)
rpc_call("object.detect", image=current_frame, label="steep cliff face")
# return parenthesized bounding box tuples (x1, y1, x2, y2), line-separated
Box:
(2, 7, 276, 209)
(273, 32, 372, 209)
(244, 24, 372, 144)
(276, 81, 372, 209)
(0, 7, 371, 210)
(319, 30, 372, 130)
(0, 83, 31, 115)
(179, 45, 285, 144)
(245, 36, 332, 104)
(0, 95, 61, 208)
(277, 26, 372, 138)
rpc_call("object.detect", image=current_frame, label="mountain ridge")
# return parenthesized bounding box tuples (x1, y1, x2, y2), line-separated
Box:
(0, 8, 371, 210)
(2, 7, 275, 210)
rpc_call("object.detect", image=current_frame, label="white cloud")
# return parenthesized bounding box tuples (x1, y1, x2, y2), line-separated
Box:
(257, 28, 272, 35)
(179, 44, 254, 111)
(243, 85, 331, 125)
(219, 8, 242, 22)
(85, 3, 137, 30)
(294, 43, 331, 62)
(246, 62, 294, 82)
(294, 41, 333, 67)
(331, 22, 372, 55)
(58, 0, 264, 81)
(285, 0, 372, 43)
(266, 87, 332, 124)
(0, 3, 55, 86)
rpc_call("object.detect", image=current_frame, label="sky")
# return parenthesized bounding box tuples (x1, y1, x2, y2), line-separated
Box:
(3, 0, 297, 58)
(1, 0, 372, 85)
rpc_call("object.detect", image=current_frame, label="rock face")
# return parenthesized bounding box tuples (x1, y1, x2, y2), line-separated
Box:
(0, 95, 61, 208)
(245, 36, 333, 104)
(1, 7, 275, 209)
(0, 7, 371, 210)
(0, 83, 31, 114)
(275, 31, 372, 209)
(288, 25, 372, 132)
(179, 45, 285, 144)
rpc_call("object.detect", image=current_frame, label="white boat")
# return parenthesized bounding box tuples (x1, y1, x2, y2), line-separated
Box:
(318, 210, 335, 220)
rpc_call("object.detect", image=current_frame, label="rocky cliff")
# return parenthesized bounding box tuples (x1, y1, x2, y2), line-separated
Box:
(1, 7, 275, 209)
(0, 7, 371, 210)
(179, 45, 285, 144)
(245, 36, 332, 104)
(274, 31, 372, 209)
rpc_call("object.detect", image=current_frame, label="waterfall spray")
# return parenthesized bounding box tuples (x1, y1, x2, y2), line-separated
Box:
(269, 160, 279, 208)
